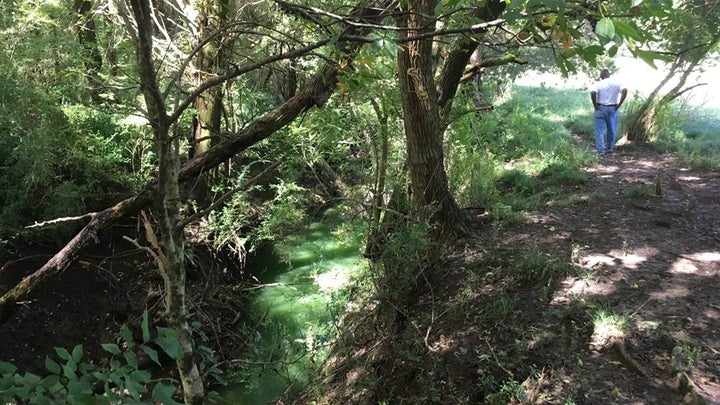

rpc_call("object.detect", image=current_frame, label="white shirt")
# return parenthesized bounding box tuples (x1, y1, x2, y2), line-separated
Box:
(593, 77, 624, 105)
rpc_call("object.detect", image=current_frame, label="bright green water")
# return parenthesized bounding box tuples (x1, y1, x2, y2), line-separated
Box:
(211, 215, 364, 404)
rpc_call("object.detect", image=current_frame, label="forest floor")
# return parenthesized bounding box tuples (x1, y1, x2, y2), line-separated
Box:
(320, 142, 720, 404)
(1, 142, 719, 404)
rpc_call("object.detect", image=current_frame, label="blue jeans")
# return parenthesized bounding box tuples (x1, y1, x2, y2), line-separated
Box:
(594, 105, 618, 154)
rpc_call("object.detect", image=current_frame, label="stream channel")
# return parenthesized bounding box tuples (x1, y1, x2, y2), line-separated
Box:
(213, 210, 365, 404)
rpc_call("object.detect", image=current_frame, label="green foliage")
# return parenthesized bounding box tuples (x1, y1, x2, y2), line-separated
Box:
(0, 98, 148, 239)
(625, 183, 655, 198)
(497, 169, 537, 196)
(540, 163, 587, 186)
(509, 244, 577, 286)
(652, 105, 720, 170)
(448, 147, 501, 209)
(372, 221, 432, 304)
(0, 312, 221, 404)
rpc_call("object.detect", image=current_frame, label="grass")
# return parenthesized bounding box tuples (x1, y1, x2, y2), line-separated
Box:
(590, 308, 630, 348)
(625, 183, 655, 198)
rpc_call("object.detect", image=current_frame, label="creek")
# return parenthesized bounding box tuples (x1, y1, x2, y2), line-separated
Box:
(212, 211, 365, 404)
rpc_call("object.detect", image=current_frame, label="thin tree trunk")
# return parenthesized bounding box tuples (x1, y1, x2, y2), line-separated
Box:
(129, 0, 204, 402)
(74, 0, 103, 102)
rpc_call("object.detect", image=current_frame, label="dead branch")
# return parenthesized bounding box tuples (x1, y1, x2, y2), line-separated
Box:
(26, 213, 96, 229)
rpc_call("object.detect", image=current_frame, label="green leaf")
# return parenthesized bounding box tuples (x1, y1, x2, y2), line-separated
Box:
(613, 20, 642, 41)
(141, 310, 151, 343)
(67, 379, 94, 396)
(65, 393, 97, 405)
(632, 48, 668, 68)
(121, 324, 135, 347)
(156, 336, 182, 360)
(595, 18, 615, 41)
(39, 374, 60, 389)
(62, 361, 78, 380)
(152, 382, 181, 405)
(55, 347, 72, 361)
(0, 361, 18, 374)
(101, 343, 121, 356)
(123, 351, 139, 370)
(71, 345, 83, 363)
(140, 345, 161, 366)
(29, 393, 53, 405)
(129, 369, 151, 384)
(608, 45, 619, 57)
(45, 357, 61, 374)
(19, 372, 42, 386)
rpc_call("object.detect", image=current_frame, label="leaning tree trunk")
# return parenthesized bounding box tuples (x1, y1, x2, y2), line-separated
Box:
(626, 57, 702, 143)
(396, 0, 467, 239)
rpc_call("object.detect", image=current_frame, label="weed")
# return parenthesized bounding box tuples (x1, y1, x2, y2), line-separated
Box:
(625, 183, 655, 198)
(512, 244, 577, 286)
(590, 308, 629, 348)
(540, 163, 587, 187)
(677, 342, 701, 367)
(570, 243, 585, 264)
(488, 292, 519, 321)
(497, 168, 537, 196)
(490, 202, 529, 227)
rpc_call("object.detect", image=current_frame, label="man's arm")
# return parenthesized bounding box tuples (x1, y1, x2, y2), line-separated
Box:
(591, 91, 598, 110)
(616, 88, 628, 110)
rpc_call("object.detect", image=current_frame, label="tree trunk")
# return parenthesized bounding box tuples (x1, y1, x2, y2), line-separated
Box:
(74, 0, 103, 103)
(190, 0, 231, 202)
(129, 0, 204, 402)
(626, 56, 703, 143)
(397, 0, 467, 238)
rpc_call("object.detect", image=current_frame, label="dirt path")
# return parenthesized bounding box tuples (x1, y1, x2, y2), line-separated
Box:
(526, 144, 720, 403)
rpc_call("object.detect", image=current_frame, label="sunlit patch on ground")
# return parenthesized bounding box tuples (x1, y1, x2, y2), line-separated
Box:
(667, 251, 720, 276)
(589, 310, 628, 349)
(649, 285, 691, 300)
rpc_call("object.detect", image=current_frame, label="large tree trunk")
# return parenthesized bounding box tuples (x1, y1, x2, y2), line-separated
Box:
(397, 0, 468, 238)
(190, 0, 231, 202)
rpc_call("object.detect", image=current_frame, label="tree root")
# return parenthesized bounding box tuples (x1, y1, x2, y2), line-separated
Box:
(608, 338, 650, 378)
(666, 345, 709, 405)
(606, 340, 709, 404)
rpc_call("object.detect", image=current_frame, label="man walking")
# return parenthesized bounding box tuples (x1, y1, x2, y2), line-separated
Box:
(591, 69, 627, 155)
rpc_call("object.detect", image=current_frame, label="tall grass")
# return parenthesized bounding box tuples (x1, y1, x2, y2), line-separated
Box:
(446, 85, 598, 221)
(639, 101, 720, 169)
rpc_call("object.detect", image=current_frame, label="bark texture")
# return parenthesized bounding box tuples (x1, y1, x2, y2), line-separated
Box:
(397, 0, 467, 237)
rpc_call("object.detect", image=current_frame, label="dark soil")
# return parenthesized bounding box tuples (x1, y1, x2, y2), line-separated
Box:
(1, 143, 719, 404)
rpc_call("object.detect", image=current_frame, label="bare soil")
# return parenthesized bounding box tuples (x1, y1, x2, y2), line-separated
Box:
(1, 143, 719, 404)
